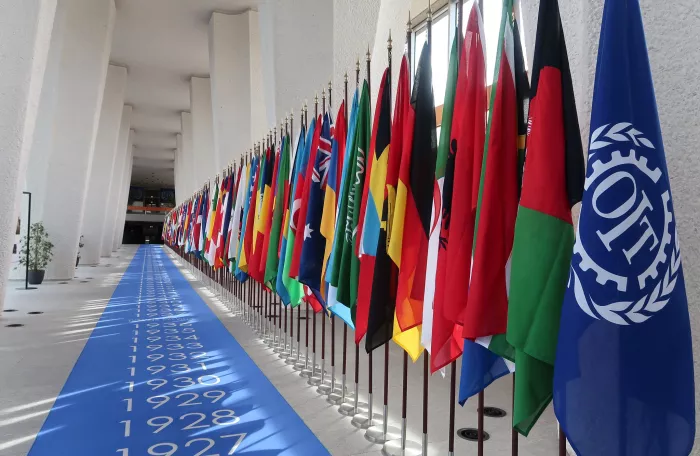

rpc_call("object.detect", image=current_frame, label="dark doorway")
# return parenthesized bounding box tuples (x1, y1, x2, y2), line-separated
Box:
(123, 222, 163, 245)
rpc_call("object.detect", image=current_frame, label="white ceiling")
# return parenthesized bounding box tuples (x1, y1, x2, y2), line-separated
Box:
(110, 0, 259, 188)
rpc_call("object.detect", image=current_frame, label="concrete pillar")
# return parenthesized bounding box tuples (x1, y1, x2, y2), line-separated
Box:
(112, 130, 134, 251)
(209, 11, 252, 164)
(80, 65, 127, 265)
(101, 105, 131, 257)
(248, 11, 266, 143)
(40, 0, 115, 280)
(24, 0, 68, 223)
(0, 0, 58, 309)
(190, 78, 217, 186)
(175, 133, 183, 204)
(180, 112, 195, 195)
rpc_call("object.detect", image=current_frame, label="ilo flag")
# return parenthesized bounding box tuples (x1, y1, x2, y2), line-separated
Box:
(553, 0, 695, 454)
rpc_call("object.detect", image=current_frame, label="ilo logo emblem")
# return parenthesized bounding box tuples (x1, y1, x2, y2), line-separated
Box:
(570, 123, 681, 325)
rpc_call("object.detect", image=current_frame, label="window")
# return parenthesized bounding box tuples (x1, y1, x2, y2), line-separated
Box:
(411, 1, 530, 128)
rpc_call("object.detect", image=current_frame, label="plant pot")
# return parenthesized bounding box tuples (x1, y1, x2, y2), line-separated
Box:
(28, 270, 45, 285)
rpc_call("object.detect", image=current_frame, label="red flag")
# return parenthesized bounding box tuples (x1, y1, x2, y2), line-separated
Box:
(355, 68, 388, 343)
(289, 115, 322, 279)
(431, 5, 487, 372)
(395, 38, 438, 333)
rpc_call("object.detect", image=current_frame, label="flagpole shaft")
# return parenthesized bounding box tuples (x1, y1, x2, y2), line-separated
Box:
(305, 302, 310, 369)
(512, 374, 518, 456)
(331, 315, 335, 392)
(312, 307, 317, 377)
(478, 391, 484, 456)
(383, 343, 389, 437)
(401, 351, 408, 450)
(422, 350, 428, 455)
(448, 361, 457, 453)
(559, 428, 567, 456)
(354, 342, 360, 412)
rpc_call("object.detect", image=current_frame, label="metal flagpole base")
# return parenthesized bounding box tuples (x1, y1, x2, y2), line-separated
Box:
(293, 360, 307, 371)
(381, 439, 422, 456)
(366, 424, 401, 444)
(316, 379, 334, 395)
(285, 352, 298, 364)
(327, 390, 352, 405)
(279, 347, 293, 359)
(300, 365, 319, 378)
(352, 412, 383, 430)
(339, 400, 368, 417)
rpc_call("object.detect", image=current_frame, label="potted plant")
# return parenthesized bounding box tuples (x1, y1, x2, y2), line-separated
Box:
(17, 222, 54, 285)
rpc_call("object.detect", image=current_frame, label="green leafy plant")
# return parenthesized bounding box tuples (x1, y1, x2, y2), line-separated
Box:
(17, 222, 54, 271)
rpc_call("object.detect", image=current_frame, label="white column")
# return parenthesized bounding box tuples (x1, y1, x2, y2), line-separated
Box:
(0, 0, 58, 309)
(80, 65, 127, 265)
(209, 11, 252, 164)
(112, 130, 134, 251)
(181, 112, 195, 195)
(190, 77, 217, 186)
(40, 0, 115, 280)
(175, 133, 183, 204)
(24, 0, 68, 222)
(101, 105, 132, 257)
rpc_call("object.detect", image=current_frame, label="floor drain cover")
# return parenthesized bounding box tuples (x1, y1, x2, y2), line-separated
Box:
(457, 428, 489, 442)
(86, 277, 93, 279)
(80, 281, 89, 283)
(5, 324, 24, 328)
(3, 309, 18, 312)
(28, 311, 43, 315)
(59, 282, 68, 284)
(483, 407, 507, 418)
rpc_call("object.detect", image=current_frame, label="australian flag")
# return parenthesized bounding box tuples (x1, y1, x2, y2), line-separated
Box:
(553, 0, 695, 455)
(298, 113, 333, 305)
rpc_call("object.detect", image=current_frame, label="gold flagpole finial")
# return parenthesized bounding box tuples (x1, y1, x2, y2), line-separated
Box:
(366, 45, 371, 62)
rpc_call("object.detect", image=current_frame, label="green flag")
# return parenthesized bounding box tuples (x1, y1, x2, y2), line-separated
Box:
(506, 0, 584, 436)
(264, 135, 291, 289)
(334, 82, 370, 325)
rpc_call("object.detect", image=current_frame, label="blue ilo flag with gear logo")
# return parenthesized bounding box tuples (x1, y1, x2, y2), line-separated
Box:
(553, 0, 695, 454)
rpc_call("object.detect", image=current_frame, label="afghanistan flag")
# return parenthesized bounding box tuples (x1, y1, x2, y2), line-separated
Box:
(459, 0, 529, 403)
(554, 0, 695, 453)
(333, 81, 370, 339)
(249, 147, 275, 282)
(394, 31, 438, 335)
(431, 3, 487, 373)
(265, 135, 291, 289)
(258, 145, 280, 283)
(505, 0, 584, 435)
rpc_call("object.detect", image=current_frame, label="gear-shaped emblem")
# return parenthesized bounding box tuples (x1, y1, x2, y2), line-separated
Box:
(570, 122, 680, 325)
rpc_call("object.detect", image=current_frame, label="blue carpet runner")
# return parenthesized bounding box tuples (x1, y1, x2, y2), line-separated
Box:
(28, 245, 329, 455)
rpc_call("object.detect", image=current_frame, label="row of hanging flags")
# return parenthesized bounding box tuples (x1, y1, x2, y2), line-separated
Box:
(164, 0, 694, 453)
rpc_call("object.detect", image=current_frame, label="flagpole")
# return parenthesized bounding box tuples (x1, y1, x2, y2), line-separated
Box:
(327, 80, 337, 398)
(383, 11, 421, 456)
(293, 104, 306, 370)
(329, 71, 350, 407)
(341, 58, 363, 418)
(352, 45, 379, 431)
(314, 91, 329, 393)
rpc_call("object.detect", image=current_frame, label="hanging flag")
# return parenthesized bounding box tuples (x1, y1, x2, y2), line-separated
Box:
(327, 90, 359, 327)
(359, 68, 391, 351)
(280, 124, 315, 306)
(364, 56, 411, 352)
(252, 146, 277, 282)
(227, 165, 244, 269)
(289, 116, 322, 280)
(298, 114, 333, 302)
(232, 161, 251, 276)
(277, 129, 306, 305)
(459, 0, 529, 403)
(431, 3, 487, 373)
(423, 29, 460, 356)
(320, 101, 346, 298)
(553, 0, 695, 453)
(503, 0, 584, 435)
(265, 135, 291, 289)
(237, 156, 259, 276)
(395, 31, 438, 335)
(198, 187, 210, 258)
(215, 174, 235, 269)
(333, 82, 370, 339)
(204, 180, 220, 260)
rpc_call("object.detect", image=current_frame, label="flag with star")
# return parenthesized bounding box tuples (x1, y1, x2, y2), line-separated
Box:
(299, 113, 333, 303)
